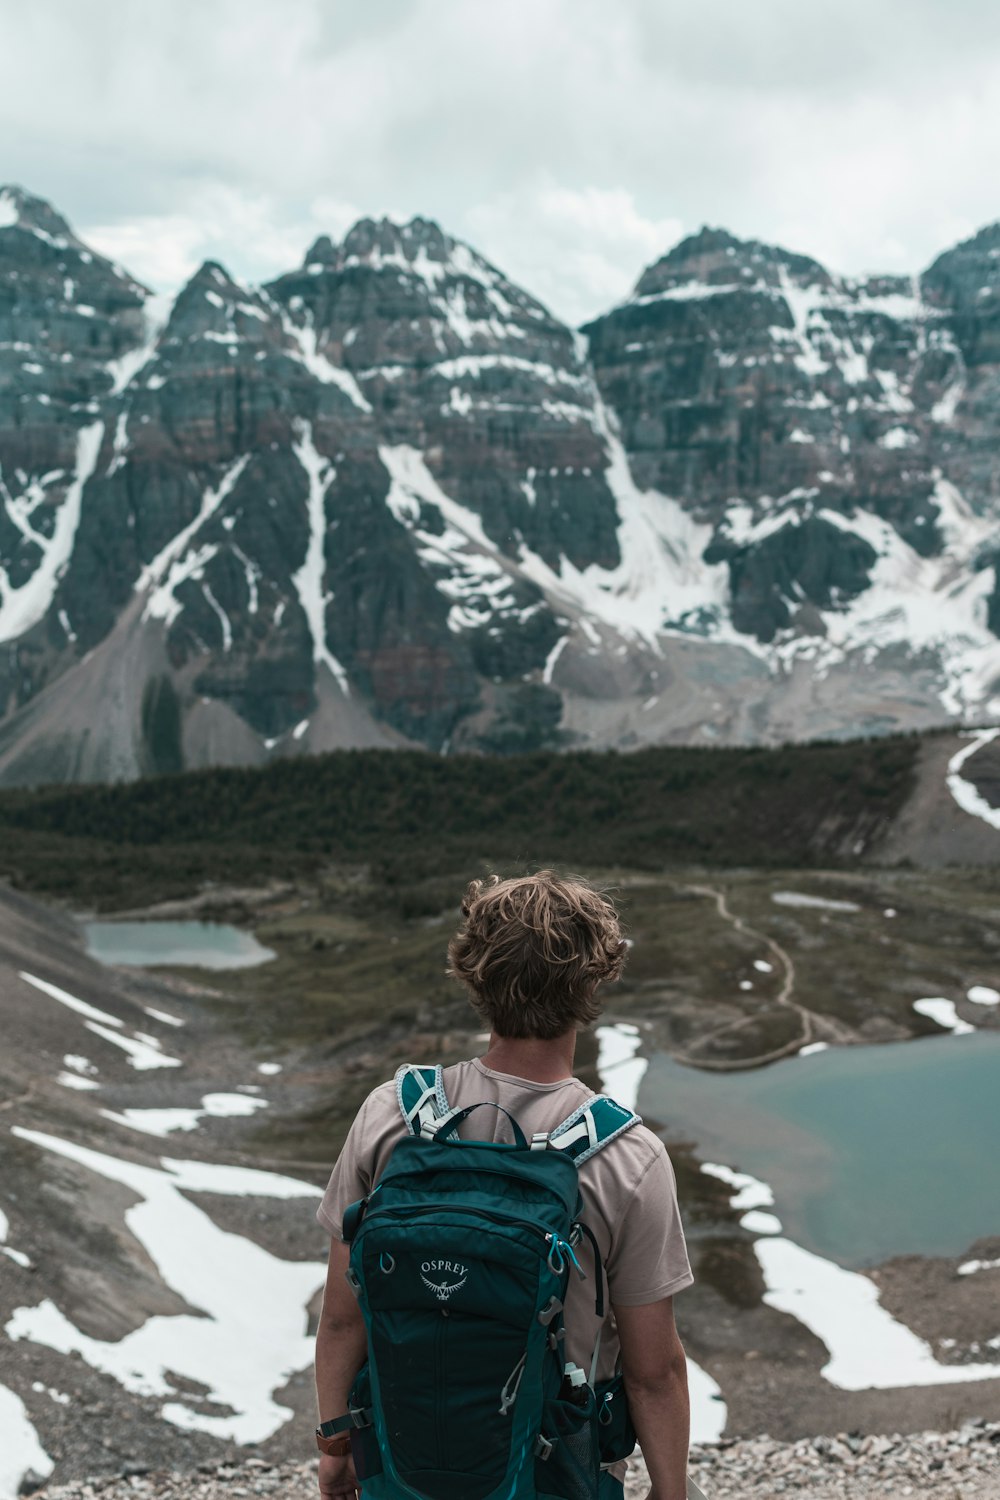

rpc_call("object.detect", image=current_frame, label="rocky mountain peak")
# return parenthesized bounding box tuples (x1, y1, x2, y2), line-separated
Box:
(633, 224, 832, 302)
(168, 259, 259, 321)
(0, 189, 146, 453)
(0, 182, 146, 324)
(305, 213, 504, 293)
(160, 260, 279, 354)
(922, 221, 1000, 312)
(303, 233, 337, 267)
(0, 184, 75, 242)
(267, 209, 567, 386)
(650, 223, 745, 270)
(191, 258, 238, 289)
(340, 213, 451, 266)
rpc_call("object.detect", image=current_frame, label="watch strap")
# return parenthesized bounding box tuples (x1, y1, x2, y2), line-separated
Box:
(316, 1430, 351, 1457)
(318, 1407, 373, 1437)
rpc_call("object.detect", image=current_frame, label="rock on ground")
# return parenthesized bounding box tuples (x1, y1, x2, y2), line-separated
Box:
(33, 1422, 1000, 1500)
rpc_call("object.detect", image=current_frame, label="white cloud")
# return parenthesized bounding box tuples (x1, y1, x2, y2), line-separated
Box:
(5, 0, 1000, 321)
(83, 215, 207, 293)
(467, 184, 683, 324)
(82, 186, 361, 293)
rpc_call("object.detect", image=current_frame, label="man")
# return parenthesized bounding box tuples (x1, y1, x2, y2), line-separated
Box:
(314, 871, 693, 1500)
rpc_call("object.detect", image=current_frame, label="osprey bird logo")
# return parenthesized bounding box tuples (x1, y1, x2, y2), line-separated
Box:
(419, 1259, 468, 1301)
(420, 1270, 468, 1301)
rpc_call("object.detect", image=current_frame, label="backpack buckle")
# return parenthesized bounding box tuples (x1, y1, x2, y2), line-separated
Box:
(534, 1435, 555, 1462)
(537, 1296, 563, 1327)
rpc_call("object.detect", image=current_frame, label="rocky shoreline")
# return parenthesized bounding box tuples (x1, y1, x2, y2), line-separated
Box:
(32, 1423, 1000, 1500)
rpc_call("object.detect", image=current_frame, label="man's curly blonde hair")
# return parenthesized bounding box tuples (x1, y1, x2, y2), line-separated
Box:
(447, 871, 628, 1039)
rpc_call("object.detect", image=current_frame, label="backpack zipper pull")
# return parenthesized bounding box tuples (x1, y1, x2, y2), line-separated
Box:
(498, 1352, 527, 1415)
(546, 1234, 586, 1279)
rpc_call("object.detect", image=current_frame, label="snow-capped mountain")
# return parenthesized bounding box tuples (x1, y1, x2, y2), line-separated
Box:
(583, 227, 1000, 725)
(1, 188, 999, 783)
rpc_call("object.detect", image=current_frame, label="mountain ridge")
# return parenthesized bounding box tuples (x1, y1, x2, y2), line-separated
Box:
(2, 189, 1000, 784)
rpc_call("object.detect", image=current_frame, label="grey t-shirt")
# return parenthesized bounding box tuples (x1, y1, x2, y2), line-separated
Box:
(317, 1057, 693, 1386)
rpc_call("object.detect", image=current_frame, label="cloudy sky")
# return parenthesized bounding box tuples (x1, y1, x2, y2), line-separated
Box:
(4, 0, 1000, 324)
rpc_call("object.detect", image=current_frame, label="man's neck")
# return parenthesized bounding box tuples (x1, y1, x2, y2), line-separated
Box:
(480, 1030, 577, 1084)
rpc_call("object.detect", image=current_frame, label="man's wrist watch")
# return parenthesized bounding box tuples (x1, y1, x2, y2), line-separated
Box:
(316, 1419, 352, 1457)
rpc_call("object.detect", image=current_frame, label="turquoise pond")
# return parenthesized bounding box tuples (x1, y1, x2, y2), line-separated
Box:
(642, 1031, 1000, 1268)
(84, 919, 276, 970)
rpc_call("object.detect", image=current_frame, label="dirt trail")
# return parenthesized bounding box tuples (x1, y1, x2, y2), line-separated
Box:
(670, 882, 855, 1071)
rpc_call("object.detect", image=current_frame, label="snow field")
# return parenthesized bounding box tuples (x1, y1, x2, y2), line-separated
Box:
(106, 291, 173, 395)
(139, 453, 251, 632)
(702, 1163, 1000, 1391)
(0, 421, 104, 644)
(0, 1384, 53, 1500)
(912, 998, 976, 1035)
(946, 727, 1000, 831)
(18, 971, 184, 1071)
(380, 443, 524, 634)
(278, 308, 371, 412)
(100, 1092, 269, 1138)
(5, 1129, 325, 1445)
(144, 1006, 185, 1027)
(958, 1256, 1000, 1276)
(291, 421, 351, 695)
(57, 1070, 100, 1091)
(0, 189, 21, 228)
(0, 1205, 32, 1270)
(770, 891, 860, 912)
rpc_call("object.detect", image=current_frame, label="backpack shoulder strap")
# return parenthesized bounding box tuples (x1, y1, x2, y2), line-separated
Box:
(395, 1063, 450, 1137)
(545, 1094, 641, 1166)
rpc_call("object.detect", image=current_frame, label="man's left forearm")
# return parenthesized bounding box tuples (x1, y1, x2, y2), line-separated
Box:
(315, 1307, 369, 1423)
(315, 1241, 369, 1423)
(314, 1248, 370, 1500)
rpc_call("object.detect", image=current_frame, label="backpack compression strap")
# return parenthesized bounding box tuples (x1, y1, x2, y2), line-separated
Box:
(395, 1063, 451, 1136)
(547, 1094, 641, 1349)
(544, 1094, 641, 1166)
(395, 1066, 640, 1163)
(395, 1067, 529, 1146)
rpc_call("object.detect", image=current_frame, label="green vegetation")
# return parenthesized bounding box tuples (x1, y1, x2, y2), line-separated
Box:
(0, 736, 919, 909)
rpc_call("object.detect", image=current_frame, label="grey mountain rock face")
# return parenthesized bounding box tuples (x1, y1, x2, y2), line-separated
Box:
(0, 189, 999, 784)
(583, 223, 1000, 684)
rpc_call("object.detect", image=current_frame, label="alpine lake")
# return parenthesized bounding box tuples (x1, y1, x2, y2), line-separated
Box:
(641, 1030, 1000, 1268)
(84, 918, 276, 971)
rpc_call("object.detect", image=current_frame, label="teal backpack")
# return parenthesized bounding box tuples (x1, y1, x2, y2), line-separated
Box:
(331, 1064, 641, 1500)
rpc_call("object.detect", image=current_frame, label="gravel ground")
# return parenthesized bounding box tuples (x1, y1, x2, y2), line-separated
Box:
(33, 1422, 1000, 1500)
(671, 1422, 1000, 1498)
